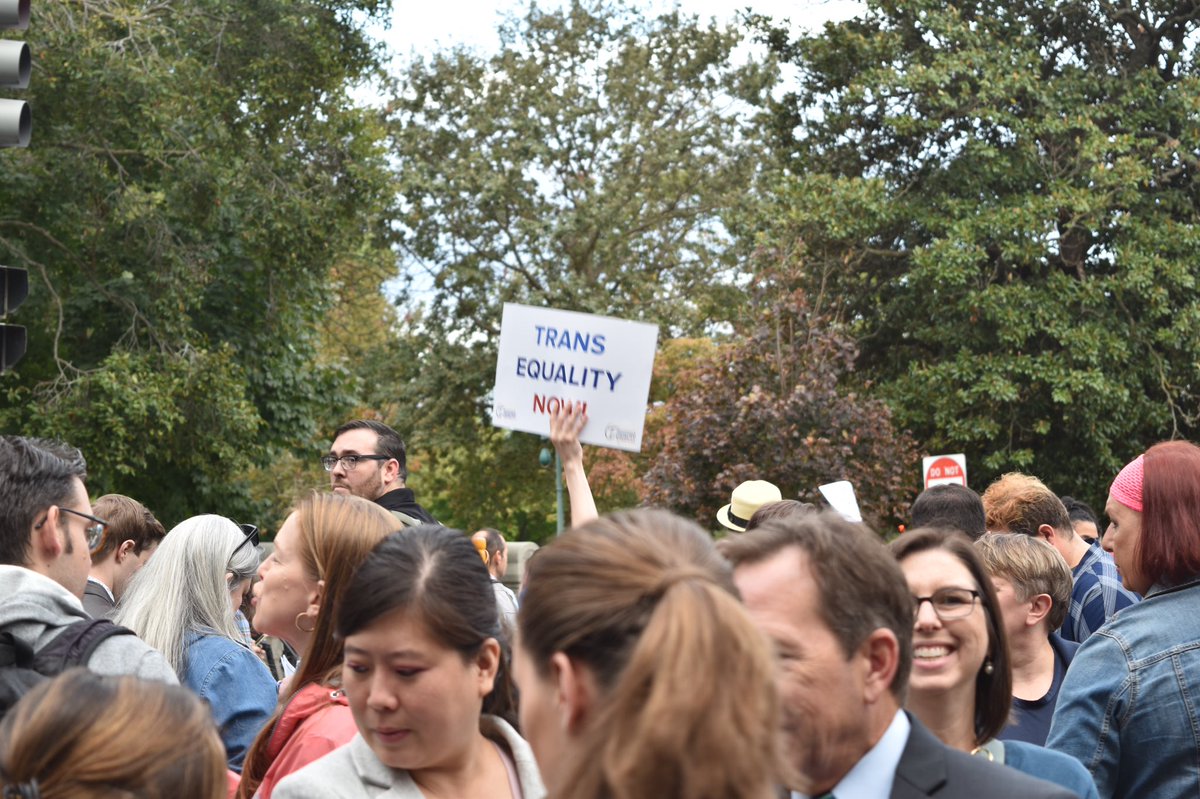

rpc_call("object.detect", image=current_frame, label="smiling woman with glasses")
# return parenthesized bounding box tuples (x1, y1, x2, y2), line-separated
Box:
(890, 528, 1098, 798)
(114, 515, 277, 773)
(911, 587, 981, 621)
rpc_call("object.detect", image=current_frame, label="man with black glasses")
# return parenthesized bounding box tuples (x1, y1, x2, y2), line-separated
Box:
(0, 436, 176, 682)
(324, 420, 437, 526)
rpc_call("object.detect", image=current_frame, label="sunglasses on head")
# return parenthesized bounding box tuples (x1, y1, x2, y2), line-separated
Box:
(230, 523, 259, 560)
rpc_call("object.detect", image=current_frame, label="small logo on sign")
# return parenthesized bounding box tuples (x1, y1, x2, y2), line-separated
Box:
(604, 425, 636, 444)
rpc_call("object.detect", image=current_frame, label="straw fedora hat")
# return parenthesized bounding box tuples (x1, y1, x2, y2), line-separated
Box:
(716, 480, 782, 532)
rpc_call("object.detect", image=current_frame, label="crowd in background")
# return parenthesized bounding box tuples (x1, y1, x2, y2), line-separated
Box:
(0, 405, 1198, 799)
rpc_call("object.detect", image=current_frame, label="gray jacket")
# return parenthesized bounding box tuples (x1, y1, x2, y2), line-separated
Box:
(274, 715, 545, 799)
(81, 577, 116, 619)
(0, 565, 177, 683)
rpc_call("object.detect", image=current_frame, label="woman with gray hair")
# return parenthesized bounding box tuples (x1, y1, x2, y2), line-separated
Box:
(115, 515, 277, 773)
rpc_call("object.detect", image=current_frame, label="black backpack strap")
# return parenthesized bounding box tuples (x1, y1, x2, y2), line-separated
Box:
(0, 631, 44, 719)
(32, 619, 136, 675)
(0, 632, 35, 670)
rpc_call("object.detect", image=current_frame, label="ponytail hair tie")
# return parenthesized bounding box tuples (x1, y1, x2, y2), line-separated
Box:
(1110, 454, 1144, 512)
(651, 567, 715, 597)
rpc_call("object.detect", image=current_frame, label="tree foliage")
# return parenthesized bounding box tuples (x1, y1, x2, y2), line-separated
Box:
(755, 0, 1200, 506)
(642, 266, 918, 531)
(376, 0, 777, 531)
(393, 0, 773, 333)
(0, 0, 395, 526)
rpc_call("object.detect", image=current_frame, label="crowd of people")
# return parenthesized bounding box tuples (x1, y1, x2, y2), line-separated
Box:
(0, 404, 1199, 798)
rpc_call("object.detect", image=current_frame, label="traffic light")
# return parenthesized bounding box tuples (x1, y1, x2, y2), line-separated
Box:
(1, 0, 29, 371)
(0, 0, 29, 148)
(1, 265, 27, 372)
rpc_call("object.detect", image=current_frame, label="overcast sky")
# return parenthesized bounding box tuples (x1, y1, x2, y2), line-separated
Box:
(371, 0, 867, 298)
(375, 0, 866, 57)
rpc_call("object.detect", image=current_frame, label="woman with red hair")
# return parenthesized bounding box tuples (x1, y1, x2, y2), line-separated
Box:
(1047, 440, 1200, 798)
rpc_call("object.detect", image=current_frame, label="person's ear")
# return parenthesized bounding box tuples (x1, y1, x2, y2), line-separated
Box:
(1036, 524, 1056, 543)
(382, 457, 401, 485)
(859, 628, 900, 705)
(1027, 593, 1053, 628)
(306, 579, 324, 618)
(114, 539, 137, 564)
(474, 637, 502, 697)
(33, 507, 64, 559)
(549, 652, 596, 734)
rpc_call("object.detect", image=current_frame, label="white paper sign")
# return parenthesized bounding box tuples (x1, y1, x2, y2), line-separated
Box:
(818, 480, 863, 523)
(491, 304, 659, 452)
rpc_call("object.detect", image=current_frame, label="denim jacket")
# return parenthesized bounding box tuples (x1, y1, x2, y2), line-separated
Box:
(184, 630, 278, 773)
(1046, 577, 1200, 798)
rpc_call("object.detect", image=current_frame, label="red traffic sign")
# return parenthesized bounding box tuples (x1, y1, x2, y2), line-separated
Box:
(923, 454, 967, 489)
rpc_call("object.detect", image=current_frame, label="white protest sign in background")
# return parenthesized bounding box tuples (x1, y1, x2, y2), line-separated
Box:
(818, 480, 863, 523)
(491, 304, 659, 452)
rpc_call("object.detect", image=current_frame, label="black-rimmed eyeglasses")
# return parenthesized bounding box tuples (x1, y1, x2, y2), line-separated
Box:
(912, 587, 981, 621)
(229, 523, 260, 562)
(57, 507, 109, 551)
(320, 454, 390, 472)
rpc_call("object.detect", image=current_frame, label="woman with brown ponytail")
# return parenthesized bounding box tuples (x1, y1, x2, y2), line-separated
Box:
(236, 492, 398, 799)
(513, 508, 782, 799)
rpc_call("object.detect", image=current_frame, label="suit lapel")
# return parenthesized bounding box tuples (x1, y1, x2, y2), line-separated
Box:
(890, 715, 949, 799)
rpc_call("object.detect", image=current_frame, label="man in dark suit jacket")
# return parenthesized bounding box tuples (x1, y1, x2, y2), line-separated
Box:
(84, 494, 165, 619)
(720, 512, 1075, 799)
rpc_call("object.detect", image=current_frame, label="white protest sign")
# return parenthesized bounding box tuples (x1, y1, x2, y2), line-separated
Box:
(491, 303, 659, 452)
(922, 454, 968, 489)
(818, 480, 863, 523)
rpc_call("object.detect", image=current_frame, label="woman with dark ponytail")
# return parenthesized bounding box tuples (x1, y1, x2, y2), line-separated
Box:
(513, 508, 782, 799)
(273, 525, 541, 799)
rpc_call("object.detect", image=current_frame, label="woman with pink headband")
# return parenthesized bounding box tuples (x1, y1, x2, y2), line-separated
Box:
(1046, 441, 1200, 798)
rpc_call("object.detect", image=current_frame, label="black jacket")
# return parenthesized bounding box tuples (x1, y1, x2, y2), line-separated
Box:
(375, 488, 437, 525)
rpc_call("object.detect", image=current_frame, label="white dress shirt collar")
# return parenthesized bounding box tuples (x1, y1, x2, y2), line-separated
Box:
(792, 708, 910, 799)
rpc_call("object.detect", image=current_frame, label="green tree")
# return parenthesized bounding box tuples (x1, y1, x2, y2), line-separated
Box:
(754, 0, 1200, 506)
(0, 0, 395, 527)
(377, 0, 777, 531)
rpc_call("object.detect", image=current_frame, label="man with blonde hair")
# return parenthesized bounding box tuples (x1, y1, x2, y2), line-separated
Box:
(981, 472, 1138, 643)
(976, 533, 1077, 746)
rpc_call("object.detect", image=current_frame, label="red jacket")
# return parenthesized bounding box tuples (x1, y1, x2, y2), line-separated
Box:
(254, 683, 357, 799)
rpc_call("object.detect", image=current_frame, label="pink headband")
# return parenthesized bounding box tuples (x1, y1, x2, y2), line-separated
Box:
(1110, 454, 1144, 512)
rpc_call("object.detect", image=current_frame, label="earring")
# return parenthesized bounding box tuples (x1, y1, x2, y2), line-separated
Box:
(295, 612, 316, 634)
(983, 658, 994, 676)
